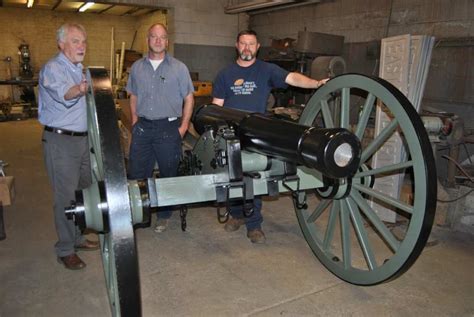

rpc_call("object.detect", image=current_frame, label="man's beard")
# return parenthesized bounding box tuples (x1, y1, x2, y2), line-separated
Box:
(239, 51, 255, 61)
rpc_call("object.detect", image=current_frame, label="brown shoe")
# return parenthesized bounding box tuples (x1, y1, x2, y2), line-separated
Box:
(75, 239, 100, 251)
(224, 217, 246, 232)
(57, 253, 86, 270)
(247, 228, 266, 244)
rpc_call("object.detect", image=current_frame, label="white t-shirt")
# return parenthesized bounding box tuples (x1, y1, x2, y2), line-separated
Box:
(150, 59, 163, 71)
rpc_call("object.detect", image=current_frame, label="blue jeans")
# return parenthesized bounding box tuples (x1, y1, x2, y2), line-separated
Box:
(230, 197, 263, 230)
(128, 117, 181, 219)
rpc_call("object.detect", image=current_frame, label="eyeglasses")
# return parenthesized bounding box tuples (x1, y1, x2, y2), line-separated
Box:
(149, 35, 168, 41)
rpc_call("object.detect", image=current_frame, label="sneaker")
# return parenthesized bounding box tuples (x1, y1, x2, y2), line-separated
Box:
(154, 219, 169, 233)
(224, 217, 246, 232)
(247, 228, 266, 244)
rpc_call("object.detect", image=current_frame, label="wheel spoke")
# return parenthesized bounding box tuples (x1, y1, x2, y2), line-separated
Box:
(320, 99, 334, 128)
(296, 74, 436, 285)
(346, 197, 377, 270)
(340, 199, 352, 269)
(353, 183, 413, 214)
(350, 190, 400, 252)
(323, 201, 339, 251)
(355, 160, 413, 178)
(307, 199, 331, 223)
(340, 88, 350, 129)
(355, 93, 376, 139)
(361, 119, 398, 163)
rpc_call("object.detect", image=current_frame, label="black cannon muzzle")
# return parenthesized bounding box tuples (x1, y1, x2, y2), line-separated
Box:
(193, 104, 361, 178)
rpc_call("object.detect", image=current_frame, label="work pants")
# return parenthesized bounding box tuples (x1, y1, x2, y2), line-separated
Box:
(128, 117, 181, 219)
(42, 130, 91, 257)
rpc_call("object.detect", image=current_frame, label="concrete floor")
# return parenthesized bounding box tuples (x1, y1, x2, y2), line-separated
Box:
(1, 119, 473, 317)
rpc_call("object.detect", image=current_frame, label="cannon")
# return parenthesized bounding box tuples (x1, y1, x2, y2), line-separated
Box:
(66, 68, 436, 316)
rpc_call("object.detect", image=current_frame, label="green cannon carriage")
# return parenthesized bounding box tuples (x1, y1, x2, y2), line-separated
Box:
(66, 68, 436, 316)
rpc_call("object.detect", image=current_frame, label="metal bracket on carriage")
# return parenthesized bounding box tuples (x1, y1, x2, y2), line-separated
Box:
(215, 178, 255, 223)
(282, 175, 308, 210)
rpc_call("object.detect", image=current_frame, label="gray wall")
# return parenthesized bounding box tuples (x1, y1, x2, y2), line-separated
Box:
(249, 0, 472, 45)
(249, 0, 474, 126)
(174, 44, 236, 82)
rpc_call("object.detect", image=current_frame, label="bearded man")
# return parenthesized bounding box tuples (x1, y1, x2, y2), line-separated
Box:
(212, 29, 328, 243)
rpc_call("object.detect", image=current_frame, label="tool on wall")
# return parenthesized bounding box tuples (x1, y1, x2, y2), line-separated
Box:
(266, 31, 347, 119)
(18, 43, 33, 79)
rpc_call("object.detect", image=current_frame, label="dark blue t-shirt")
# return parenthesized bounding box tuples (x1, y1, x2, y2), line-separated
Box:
(213, 59, 289, 114)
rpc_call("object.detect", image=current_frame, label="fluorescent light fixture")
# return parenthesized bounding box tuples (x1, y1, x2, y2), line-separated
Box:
(225, 0, 296, 14)
(79, 2, 95, 12)
(26, 0, 34, 8)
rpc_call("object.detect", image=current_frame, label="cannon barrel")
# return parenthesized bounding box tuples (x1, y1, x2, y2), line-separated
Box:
(64, 70, 437, 314)
(193, 104, 361, 178)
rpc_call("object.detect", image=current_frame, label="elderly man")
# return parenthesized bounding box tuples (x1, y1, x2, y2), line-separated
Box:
(39, 23, 99, 270)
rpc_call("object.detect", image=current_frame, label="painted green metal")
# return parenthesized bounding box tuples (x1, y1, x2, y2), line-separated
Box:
(149, 167, 323, 207)
(76, 71, 437, 316)
(128, 180, 144, 225)
(296, 74, 436, 285)
(241, 151, 269, 172)
(80, 182, 104, 231)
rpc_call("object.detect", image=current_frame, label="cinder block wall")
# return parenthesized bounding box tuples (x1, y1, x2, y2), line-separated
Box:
(249, 0, 472, 45)
(0, 8, 173, 100)
(134, 11, 167, 54)
(249, 0, 473, 200)
(102, 0, 243, 47)
(0, 1, 245, 95)
(0, 8, 142, 79)
(249, 0, 473, 123)
(101, 0, 246, 81)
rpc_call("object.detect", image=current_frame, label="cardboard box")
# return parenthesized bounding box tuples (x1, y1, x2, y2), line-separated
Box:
(193, 81, 212, 97)
(0, 176, 15, 206)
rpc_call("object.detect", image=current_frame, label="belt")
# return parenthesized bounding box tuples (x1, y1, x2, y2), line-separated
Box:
(139, 117, 178, 122)
(44, 126, 88, 137)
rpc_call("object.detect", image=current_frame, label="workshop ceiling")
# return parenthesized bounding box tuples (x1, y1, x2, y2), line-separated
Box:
(0, 0, 163, 17)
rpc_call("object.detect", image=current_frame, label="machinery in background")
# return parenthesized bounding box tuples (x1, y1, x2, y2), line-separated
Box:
(17, 43, 36, 116)
(295, 30, 346, 79)
(18, 44, 33, 79)
(0, 43, 37, 121)
(265, 31, 347, 120)
(422, 113, 469, 187)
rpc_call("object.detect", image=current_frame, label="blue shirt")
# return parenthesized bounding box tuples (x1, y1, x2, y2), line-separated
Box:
(38, 52, 87, 132)
(126, 54, 194, 120)
(213, 59, 289, 114)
